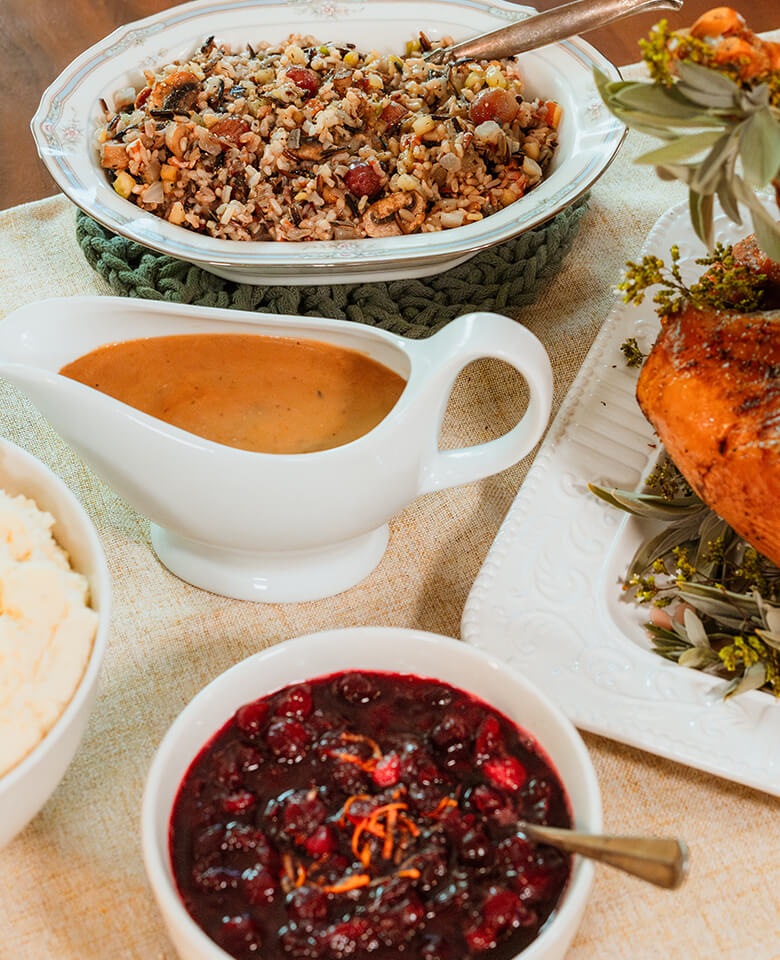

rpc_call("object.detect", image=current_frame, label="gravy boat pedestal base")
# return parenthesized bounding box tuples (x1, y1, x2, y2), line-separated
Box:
(0, 297, 554, 605)
(151, 524, 389, 603)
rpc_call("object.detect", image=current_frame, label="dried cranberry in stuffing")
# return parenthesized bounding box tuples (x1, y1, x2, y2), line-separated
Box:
(211, 116, 250, 145)
(379, 100, 408, 129)
(285, 67, 321, 96)
(344, 162, 382, 198)
(469, 88, 519, 126)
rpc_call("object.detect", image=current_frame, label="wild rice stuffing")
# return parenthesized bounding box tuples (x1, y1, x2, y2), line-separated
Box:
(97, 32, 561, 241)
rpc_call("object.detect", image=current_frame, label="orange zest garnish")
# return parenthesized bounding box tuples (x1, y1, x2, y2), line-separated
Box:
(350, 801, 412, 869)
(398, 868, 421, 879)
(323, 873, 371, 894)
(341, 794, 371, 825)
(423, 796, 457, 818)
(398, 814, 420, 837)
(328, 750, 379, 772)
(340, 732, 383, 757)
(295, 863, 307, 888)
(382, 805, 398, 861)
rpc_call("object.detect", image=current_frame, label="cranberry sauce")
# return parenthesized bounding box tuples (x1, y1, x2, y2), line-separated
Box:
(169, 672, 571, 960)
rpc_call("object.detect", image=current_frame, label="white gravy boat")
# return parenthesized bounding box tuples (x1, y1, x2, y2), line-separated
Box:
(0, 297, 552, 602)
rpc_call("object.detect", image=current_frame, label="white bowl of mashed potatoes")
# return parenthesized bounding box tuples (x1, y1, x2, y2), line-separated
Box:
(0, 438, 111, 848)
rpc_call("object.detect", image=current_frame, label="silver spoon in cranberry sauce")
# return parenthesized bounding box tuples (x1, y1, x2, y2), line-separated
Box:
(516, 822, 689, 889)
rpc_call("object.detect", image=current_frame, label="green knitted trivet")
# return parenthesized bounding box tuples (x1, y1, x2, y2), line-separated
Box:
(76, 194, 588, 339)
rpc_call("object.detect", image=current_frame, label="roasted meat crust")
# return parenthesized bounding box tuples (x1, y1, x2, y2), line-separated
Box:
(637, 303, 780, 564)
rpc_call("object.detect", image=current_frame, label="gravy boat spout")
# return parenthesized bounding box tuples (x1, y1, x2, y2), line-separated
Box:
(0, 297, 552, 602)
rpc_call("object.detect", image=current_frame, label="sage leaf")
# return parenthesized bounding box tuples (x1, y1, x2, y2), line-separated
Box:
(739, 107, 780, 188)
(606, 107, 677, 140)
(675, 61, 740, 110)
(678, 647, 719, 669)
(689, 189, 714, 248)
(716, 168, 742, 225)
(732, 176, 780, 260)
(683, 608, 710, 648)
(613, 82, 721, 121)
(723, 662, 767, 699)
(760, 598, 780, 635)
(635, 131, 724, 166)
(678, 582, 759, 624)
(713, 677, 740, 700)
(691, 131, 739, 194)
(695, 513, 730, 576)
(655, 162, 697, 185)
(628, 512, 706, 577)
(756, 629, 780, 651)
(738, 83, 771, 112)
(587, 484, 703, 519)
(751, 212, 780, 262)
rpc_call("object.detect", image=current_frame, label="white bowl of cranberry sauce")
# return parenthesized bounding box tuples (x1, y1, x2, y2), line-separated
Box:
(142, 628, 600, 960)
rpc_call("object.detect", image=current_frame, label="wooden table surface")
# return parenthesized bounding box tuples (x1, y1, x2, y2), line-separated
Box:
(1, 0, 776, 210)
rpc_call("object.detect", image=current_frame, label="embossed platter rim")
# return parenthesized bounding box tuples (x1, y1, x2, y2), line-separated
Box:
(461, 199, 780, 797)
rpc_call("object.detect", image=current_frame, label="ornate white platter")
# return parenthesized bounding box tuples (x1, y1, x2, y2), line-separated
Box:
(462, 200, 780, 797)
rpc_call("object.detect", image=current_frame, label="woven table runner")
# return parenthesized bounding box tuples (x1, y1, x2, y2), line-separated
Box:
(76, 196, 589, 337)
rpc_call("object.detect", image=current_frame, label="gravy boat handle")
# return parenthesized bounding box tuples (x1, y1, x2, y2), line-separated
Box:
(414, 312, 553, 494)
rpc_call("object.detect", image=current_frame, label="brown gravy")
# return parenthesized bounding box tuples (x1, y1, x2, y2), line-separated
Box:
(59, 334, 406, 454)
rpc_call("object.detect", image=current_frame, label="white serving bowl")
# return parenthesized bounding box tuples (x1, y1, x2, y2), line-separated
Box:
(0, 438, 111, 848)
(32, 0, 623, 285)
(142, 627, 601, 960)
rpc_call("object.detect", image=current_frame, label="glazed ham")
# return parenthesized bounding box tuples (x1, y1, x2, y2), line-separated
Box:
(637, 302, 780, 564)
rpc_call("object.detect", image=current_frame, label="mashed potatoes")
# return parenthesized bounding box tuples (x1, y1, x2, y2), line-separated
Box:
(0, 490, 98, 778)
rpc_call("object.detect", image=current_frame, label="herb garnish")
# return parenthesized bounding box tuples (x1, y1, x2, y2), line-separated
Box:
(639, 19, 780, 105)
(590, 460, 780, 699)
(594, 13, 780, 259)
(619, 243, 767, 317)
(619, 337, 646, 367)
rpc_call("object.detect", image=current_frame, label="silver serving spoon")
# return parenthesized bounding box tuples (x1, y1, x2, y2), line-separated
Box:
(424, 0, 684, 63)
(519, 821, 689, 889)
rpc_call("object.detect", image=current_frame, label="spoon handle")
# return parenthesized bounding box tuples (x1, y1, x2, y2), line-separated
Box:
(428, 0, 684, 62)
(520, 822, 690, 889)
